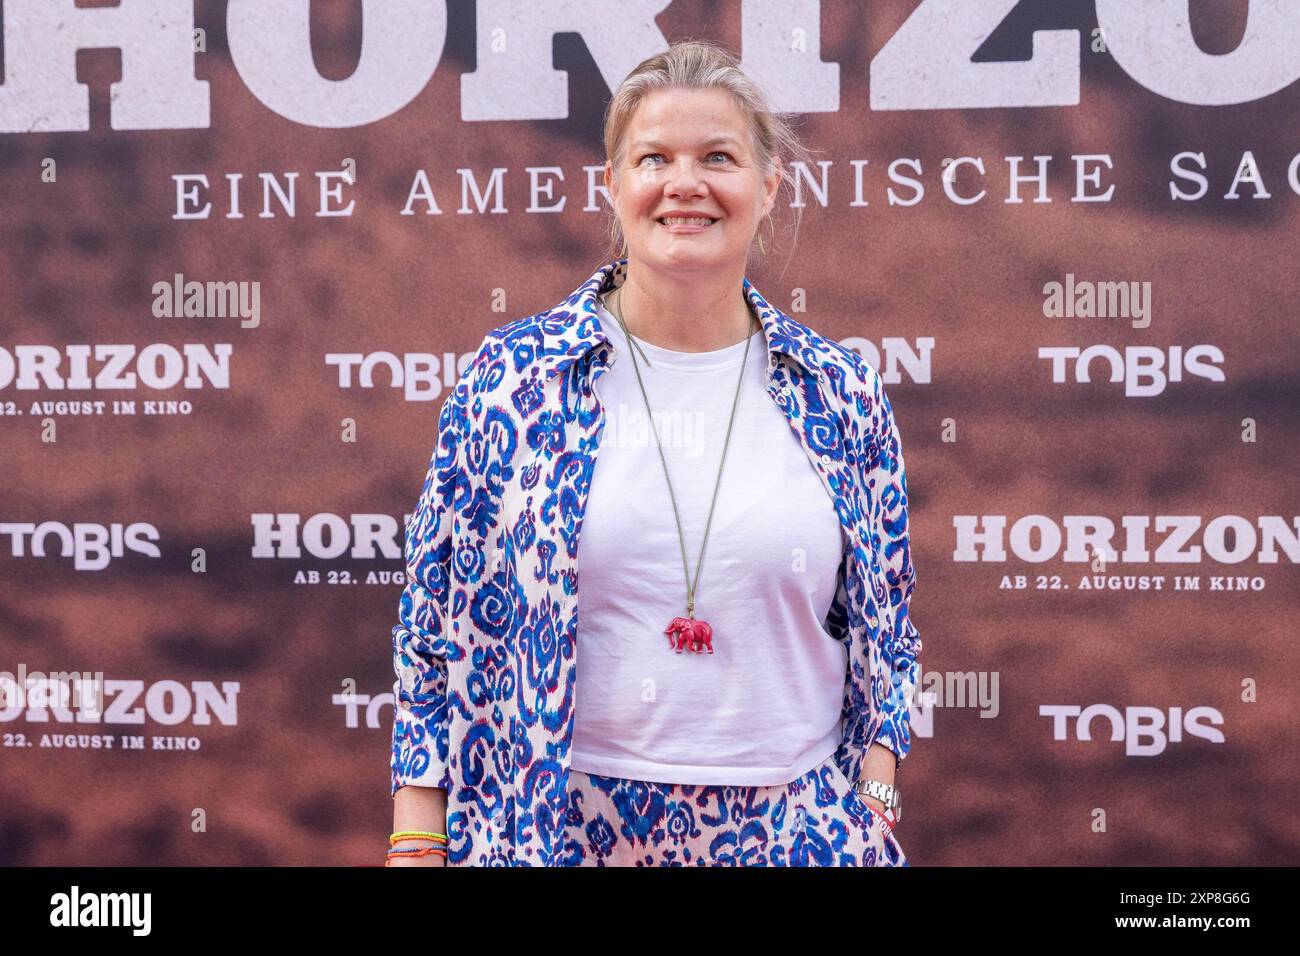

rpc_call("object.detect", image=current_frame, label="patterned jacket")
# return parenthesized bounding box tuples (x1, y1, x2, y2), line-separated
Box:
(390, 257, 921, 865)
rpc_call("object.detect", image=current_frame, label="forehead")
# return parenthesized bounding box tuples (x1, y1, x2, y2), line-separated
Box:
(626, 88, 751, 146)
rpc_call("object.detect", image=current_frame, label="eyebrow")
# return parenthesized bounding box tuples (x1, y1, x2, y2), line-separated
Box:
(630, 136, 742, 151)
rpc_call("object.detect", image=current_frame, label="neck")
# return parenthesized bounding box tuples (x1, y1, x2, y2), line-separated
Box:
(611, 259, 756, 352)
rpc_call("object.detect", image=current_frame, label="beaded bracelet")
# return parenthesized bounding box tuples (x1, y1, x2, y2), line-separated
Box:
(390, 830, 448, 846)
(388, 844, 447, 856)
(387, 846, 446, 859)
(387, 845, 447, 858)
(384, 842, 447, 858)
(384, 845, 447, 866)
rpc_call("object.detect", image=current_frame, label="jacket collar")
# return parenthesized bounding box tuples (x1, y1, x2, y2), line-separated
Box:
(539, 257, 828, 383)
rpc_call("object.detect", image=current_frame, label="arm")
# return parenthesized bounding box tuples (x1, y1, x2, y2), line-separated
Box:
(389, 380, 471, 865)
(864, 372, 922, 784)
(391, 785, 448, 867)
(858, 744, 902, 815)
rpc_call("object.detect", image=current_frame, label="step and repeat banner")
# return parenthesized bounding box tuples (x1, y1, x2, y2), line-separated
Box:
(2, 2, 1297, 866)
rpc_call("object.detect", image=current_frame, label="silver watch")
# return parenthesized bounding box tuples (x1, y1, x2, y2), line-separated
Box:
(853, 779, 901, 822)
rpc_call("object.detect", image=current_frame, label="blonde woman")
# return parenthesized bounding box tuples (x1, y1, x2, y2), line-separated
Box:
(389, 39, 921, 867)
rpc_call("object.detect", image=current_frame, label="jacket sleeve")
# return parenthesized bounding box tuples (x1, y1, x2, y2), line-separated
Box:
(867, 373, 922, 768)
(390, 379, 471, 797)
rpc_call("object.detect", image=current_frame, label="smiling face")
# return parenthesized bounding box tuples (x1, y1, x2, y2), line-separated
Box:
(605, 87, 781, 273)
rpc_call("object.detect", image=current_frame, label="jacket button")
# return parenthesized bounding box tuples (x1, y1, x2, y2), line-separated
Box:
(781, 386, 792, 397)
(400, 701, 411, 711)
(820, 454, 832, 465)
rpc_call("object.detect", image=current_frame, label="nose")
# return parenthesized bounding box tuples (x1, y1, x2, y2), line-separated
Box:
(664, 157, 707, 197)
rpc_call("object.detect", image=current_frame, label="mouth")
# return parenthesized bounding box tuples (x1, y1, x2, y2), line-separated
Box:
(656, 216, 719, 230)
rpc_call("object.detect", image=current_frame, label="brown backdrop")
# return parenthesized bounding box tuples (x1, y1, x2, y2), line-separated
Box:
(1, 1, 1297, 866)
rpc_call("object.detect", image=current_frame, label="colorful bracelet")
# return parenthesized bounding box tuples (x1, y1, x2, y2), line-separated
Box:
(387, 844, 447, 857)
(389, 830, 448, 846)
(384, 845, 447, 866)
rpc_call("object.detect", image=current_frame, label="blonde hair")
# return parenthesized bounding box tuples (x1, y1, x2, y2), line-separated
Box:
(601, 38, 820, 275)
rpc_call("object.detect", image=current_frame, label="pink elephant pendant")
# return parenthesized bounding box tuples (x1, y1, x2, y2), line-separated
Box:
(665, 616, 715, 654)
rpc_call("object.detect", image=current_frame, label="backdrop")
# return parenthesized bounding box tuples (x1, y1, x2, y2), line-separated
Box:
(1, 1, 1297, 866)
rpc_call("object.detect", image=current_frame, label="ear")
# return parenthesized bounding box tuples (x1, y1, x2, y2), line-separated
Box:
(764, 155, 782, 214)
(604, 160, 615, 199)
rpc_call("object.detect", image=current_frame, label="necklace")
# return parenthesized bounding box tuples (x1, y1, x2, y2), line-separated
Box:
(603, 284, 758, 655)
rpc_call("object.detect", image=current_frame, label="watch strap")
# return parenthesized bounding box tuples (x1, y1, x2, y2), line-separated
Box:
(853, 779, 901, 824)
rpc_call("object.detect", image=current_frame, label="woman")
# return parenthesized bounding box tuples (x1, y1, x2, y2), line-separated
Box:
(388, 40, 921, 867)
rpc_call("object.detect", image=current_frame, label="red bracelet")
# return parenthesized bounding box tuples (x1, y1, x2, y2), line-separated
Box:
(385, 844, 447, 865)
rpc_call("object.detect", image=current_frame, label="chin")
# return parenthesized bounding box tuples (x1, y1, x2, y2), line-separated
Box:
(650, 246, 728, 268)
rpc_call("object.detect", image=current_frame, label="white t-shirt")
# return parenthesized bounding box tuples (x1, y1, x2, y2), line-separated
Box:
(570, 298, 849, 786)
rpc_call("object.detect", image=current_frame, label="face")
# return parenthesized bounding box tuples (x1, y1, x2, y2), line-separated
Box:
(605, 87, 781, 273)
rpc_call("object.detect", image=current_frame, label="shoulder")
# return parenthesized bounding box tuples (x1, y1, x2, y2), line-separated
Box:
(777, 312, 900, 461)
(446, 310, 552, 413)
(780, 311, 884, 404)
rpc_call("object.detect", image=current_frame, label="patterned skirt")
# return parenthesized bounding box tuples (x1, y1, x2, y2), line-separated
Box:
(555, 751, 908, 867)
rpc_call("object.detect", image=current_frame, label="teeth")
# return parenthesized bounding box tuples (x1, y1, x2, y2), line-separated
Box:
(659, 217, 715, 226)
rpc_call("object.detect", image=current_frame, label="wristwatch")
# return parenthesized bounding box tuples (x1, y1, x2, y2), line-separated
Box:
(853, 779, 901, 826)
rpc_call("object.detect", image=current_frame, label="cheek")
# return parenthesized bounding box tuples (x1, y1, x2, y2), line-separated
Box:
(628, 193, 659, 219)
(717, 188, 758, 220)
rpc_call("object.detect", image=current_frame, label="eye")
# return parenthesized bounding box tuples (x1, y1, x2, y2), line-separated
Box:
(637, 151, 732, 168)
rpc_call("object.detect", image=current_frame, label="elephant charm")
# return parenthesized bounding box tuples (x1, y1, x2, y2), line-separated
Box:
(665, 616, 715, 654)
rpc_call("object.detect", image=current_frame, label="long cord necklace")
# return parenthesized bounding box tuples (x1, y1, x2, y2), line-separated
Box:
(602, 284, 758, 655)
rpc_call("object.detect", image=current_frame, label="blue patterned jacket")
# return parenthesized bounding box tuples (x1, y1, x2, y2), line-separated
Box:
(390, 257, 921, 865)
